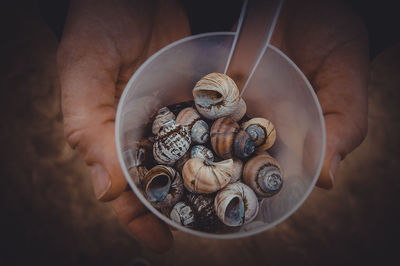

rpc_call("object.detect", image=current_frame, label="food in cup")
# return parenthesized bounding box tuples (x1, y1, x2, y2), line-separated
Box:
(133, 72, 283, 232)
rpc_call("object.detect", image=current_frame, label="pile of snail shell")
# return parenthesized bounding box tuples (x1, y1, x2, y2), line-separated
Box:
(135, 72, 283, 232)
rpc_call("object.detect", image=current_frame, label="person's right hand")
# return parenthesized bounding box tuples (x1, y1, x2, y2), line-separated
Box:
(57, 0, 190, 252)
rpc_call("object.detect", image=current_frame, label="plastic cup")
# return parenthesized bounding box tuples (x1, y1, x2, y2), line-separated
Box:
(115, 32, 326, 239)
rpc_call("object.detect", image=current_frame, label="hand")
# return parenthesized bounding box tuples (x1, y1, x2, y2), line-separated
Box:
(272, 0, 369, 188)
(57, 0, 190, 252)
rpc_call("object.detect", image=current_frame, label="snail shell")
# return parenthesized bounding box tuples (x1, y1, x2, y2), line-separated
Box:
(152, 107, 176, 135)
(214, 182, 259, 227)
(190, 145, 214, 161)
(176, 107, 201, 128)
(210, 117, 255, 159)
(191, 120, 209, 144)
(153, 120, 191, 165)
(233, 130, 255, 158)
(142, 165, 184, 209)
(230, 158, 243, 183)
(210, 117, 239, 159)
(170, 202, 195, 227)
(241, 118, 276, 151)
(243, 153, 283, 197)
(182, 158, 233, 194)
(193, 73, 246, 121)
(186, 193, 220, 231)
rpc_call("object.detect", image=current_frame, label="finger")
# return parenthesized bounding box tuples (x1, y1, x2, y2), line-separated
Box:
(313, 40, 369, 189)
(111, 191, 173, 253)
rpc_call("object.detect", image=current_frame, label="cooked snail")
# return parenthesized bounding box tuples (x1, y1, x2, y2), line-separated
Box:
(142, 165, 184, 209)
(243, 153, 283, 197)
(241, 118, 276, 151)
(153, 120, 191, 165)
(214, 182, 259, 227)
(152, 107, 176, 135)
(193, 73, 246, 121)
(182, 158, 233, 194)
(210, 117, 255, 159)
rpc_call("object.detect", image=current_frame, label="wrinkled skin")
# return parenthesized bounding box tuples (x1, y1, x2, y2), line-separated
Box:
(57, 0, 368, 252)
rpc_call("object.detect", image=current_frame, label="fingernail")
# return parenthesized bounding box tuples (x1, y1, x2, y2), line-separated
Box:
(329, 155, 341, 186)
(91, 164, 111, 200)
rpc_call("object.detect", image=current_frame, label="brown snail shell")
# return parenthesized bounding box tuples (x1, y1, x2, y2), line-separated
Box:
(214, 182, 259, 227)
(186, 193, 220, 231)
(142, 165, 184, 209)
(191, 120, 209, 144)
(182, 158, 233, 194)
(241, 118, 276, 151)
(170, 201, 195, 227)
(243, 153, 283, 197)
(153, 120, 191, 165)
(210, 117, 255, 159)
(152, 107, 176, 135)
(210, 117, 239, 159)
(193, 73, 246, 121)
(190, 145, 214, 161)
(176, 107, 201, 128)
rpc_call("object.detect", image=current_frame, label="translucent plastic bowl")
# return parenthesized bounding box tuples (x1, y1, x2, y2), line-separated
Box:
(115, 32, 326, 239)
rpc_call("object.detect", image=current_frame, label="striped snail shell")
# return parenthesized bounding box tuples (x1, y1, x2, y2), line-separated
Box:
(243, 153, 283, 197)
(142, 165, 184, 209)
(193, 73, 246, 121)
(170, 201, 195, 227)
(152, 107, 176, 135)
(182, 158, 233, 194)
(176, 107, 201, 128)
(241, 118, 276, 151)
(186, 193, 220, 231)
(229, 158, 243, 183)
(153, 120, 191, 165)
(214, 182, 259, 227)
(210, 117, 255, 159)
(191, 120, 209, 144)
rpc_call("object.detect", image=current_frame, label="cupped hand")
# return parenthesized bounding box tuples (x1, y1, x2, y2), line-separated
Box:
(57, 0, 190, 252)
(272, 0, 369, 188)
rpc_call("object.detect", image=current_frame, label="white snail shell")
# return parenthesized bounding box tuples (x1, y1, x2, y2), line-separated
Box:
(153, 120, 191, 165)
(243, 153, 283, 197)
(191, 120, 209, 144)
(214, 182, 259, 227)
(152, 107, 176, 135)
(190, 145, 214, 161)
(182, 158, 233, 194)
(229, 158, 243, 183)
(241, 118, 276, 151)
(142, 165, 184, 209)
(193, 73, 246, 121)
(170, 201, 195, 227)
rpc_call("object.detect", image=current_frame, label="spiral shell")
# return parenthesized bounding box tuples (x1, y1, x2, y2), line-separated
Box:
(152, 107, 176, 135)
(243, 153, 283, 197)
(142, 165, 184, 209)
(214, 182, 259, 227)
(186, 193, 220, 231)
(182, 158, 233, 193)
(210, 117, 240, 159)
(193, 73, 246, 121)
(153, 120, 191, 165)
(190, 145, 214, 161)
(233, 130, 255, 158)
(191, 120, 209, 144)
(176, 107, 201, 128)
(170, 202, 195, 227)
(241, 118, 276, 151)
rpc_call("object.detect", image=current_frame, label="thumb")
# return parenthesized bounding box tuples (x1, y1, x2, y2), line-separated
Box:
(58, 48, 126, 201)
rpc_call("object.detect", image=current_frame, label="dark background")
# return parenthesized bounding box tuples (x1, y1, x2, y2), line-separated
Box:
(1, 0, 399, 265)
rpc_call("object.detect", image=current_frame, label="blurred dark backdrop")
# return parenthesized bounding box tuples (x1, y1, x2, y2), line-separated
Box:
(1, 1, 400, 266)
